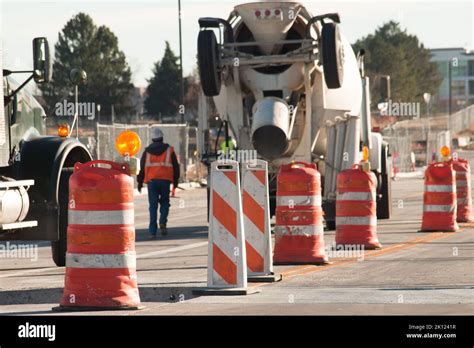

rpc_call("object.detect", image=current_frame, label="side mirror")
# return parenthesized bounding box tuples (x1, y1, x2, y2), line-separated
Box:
(380, 75, 391, 101)
(33, 37, 52, 83)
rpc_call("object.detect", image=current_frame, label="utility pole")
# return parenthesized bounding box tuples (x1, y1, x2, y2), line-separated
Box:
(423, 92, 431, 164)
(178, 0, 185, 124)
(448, 59, 452, 117)
(448, 57, 456, 150)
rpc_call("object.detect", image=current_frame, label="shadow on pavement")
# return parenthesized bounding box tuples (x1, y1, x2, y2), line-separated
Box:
(135, 225, 208, 242)
(0, 285, 201, 308)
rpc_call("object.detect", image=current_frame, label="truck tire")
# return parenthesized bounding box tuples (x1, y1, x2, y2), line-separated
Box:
(198, 30, 221, 96)
(51, 167, 73, 267)
(377, 144, 392, 219)
(322, 200, 337, 230)
(270, 197, 276, 218)
(321, 22, 344, 89)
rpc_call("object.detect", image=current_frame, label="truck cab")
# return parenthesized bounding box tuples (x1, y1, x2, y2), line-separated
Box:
(1, 38, 92, 266)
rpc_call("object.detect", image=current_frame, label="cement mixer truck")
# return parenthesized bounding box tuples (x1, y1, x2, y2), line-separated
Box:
(198, 1, 392, 228)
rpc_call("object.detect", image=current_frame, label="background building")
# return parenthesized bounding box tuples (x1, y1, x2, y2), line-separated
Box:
(430, 48, 474, 112)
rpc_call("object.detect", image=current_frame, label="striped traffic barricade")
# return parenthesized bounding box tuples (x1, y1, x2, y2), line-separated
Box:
(420, 162, 459, 232)
(335, 164, 382, 249)
(54, 160, 142, 311)
(273, 162, 328, 264)
(193, 160, 259, 295)
(241, 160, 282, 283)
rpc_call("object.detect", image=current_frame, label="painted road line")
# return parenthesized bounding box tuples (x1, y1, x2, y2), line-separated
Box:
(0, 267, 59, 279)
(378, 220, 421, 225)
(137, 241, 208, 259)
(250, 231, 462, 288)
(0, 241, 209, 278)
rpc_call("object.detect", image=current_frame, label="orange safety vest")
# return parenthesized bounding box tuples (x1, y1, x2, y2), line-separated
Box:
(144, 146, 175, 183)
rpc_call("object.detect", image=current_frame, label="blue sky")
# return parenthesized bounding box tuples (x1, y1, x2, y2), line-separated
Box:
(1, 0, 473, 87)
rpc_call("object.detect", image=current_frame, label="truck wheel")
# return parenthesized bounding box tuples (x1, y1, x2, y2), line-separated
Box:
(326, 220, 336, 231)
(322, 200, 337, 230)
(321, 22, 344, 89)
(377, 144, 392, 219)
(270, 197, 276, 218)
(51, 167, 73, 267)
(198, 30, 221, 96)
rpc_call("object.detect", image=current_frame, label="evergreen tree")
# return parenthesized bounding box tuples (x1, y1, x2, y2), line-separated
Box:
(40, 13, 134, 120)
(145, 42, 181, 120)
(353, 21, 441, 107)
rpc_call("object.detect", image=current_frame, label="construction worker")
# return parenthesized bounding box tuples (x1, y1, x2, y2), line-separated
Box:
(220, 137, 237, 153)
(137, 128, 180, 238)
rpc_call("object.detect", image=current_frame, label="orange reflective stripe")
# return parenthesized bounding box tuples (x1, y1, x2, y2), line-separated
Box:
(224, 171, 237, 185)
(72, 189, 134, 204)
(242, 191, 265, 233)
(213, 244, 237, 284)
(245, 240, 264, 273)
(212, 190, 237, 237)
(252, 170, 266, 186)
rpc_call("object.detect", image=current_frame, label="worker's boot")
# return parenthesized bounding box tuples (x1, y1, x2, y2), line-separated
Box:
(160, 224, 168, 236)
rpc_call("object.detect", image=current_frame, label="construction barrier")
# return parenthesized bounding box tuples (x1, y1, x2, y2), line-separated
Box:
(241, 160, 282, 282)
(193, 160, 258, 295)
(273, 162, 328, 264)
(452, 159, 472, 222)
(335, 164, 381, 249)
(421, 162, 459, 232)
(54, 160, 141, 311)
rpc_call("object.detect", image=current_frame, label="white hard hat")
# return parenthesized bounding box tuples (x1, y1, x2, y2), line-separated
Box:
(151, 127, 164, 141)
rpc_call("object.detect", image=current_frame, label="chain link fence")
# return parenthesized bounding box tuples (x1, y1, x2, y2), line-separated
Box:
(451, 105, 474, 137)
(94, 123, 199, 182)
(383, 135, 413, 172)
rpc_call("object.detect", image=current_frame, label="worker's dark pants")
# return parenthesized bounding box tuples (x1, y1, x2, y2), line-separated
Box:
(147, 179, 171, 234)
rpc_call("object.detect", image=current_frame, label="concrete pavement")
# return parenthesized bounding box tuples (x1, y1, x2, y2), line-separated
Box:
(0, 152, 473, 315)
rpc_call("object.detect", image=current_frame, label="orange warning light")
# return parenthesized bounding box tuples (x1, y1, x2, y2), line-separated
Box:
(58, 124, 70, 138)
(115, 130, 141, 157)
(440, 146, 451, 158)
(362, 146, 369, 162)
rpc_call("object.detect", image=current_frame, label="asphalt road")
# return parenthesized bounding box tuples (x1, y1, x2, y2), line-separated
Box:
(0, 151, 473, 315)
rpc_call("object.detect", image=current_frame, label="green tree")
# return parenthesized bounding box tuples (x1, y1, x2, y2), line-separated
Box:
(40, 13, 134, 120)
(145, 42, 181, 120)
(353, 21, 441, 108)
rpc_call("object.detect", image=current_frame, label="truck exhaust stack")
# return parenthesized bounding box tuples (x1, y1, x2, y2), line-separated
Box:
(251, 97, 290, 160)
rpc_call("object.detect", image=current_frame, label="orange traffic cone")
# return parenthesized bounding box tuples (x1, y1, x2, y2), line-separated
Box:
(421, 162, 458, 232)
(335, 164, 381, 249)
(273, 162, 328, 264)
(53, 160, 142, 311)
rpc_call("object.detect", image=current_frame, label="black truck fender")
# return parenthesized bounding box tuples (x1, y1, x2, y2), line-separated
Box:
(0, 136, 92, 241)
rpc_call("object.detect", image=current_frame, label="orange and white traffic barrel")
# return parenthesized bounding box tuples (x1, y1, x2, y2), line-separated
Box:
(452, 159, 472, 222)
(273, 162, 328, 264)
(55, 160, 141, 311)
(241, 160, 282, 282)
(421, 162, 459, 232)
(193, 160, 258, 295)
(335, 164, 381, 249)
